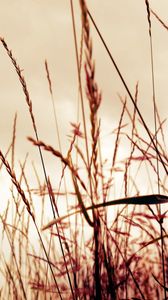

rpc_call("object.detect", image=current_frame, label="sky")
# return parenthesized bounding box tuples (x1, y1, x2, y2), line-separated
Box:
(0, 0, 168, 201)
(0, 2, 168, 288)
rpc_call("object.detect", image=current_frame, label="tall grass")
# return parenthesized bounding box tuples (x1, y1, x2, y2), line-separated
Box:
(0, 1, 168, 299)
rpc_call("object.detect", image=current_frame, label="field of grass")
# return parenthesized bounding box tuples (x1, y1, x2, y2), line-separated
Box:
(0, 1, 168, 299)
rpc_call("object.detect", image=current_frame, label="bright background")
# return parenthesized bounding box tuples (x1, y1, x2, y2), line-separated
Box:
(0, 2, 168, 295)
(0, 0, 168, 222)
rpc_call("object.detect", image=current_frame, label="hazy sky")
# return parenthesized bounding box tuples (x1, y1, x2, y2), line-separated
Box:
(0, 0, 168, 194)
(0, 0, 168, 287)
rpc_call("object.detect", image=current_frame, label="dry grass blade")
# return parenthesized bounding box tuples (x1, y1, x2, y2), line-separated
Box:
(145, 0, 151, 36)
(83, 193, 168, 207)
(0, 38, 36, 133)
(0, 150, 34, 220)
(28, 137, 87, 192)
(11, 113, 17, 171)
(42, 194, 168, 230)
(0, 37, 61, 248)
(80, 4, 102, 296)
(132, 234, 168, 259)
(144, 3, 167, 297)
(152, 273, 168, 292)
(80, 0, 101, 201)
(151, 9, 168, 31)
(1, 3, 168, 299)
(0, 149, 63, 299)
(28, 137, 94, 228)
(72, 175, 94, 227)
(86, 8, 168, 177)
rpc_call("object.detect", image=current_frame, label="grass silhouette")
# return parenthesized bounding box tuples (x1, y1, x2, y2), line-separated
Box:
(0, 1, 168, 299)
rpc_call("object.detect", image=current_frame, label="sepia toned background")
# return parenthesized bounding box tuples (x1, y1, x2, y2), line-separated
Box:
(0, 0, 168, 206)
(0, 1, 168, 296)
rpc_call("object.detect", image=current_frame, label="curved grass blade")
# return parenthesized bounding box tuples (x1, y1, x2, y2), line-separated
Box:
(42, 194, 168, 230)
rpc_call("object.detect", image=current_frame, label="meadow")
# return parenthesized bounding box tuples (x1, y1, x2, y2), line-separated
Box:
(0, 1, 168, 299)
